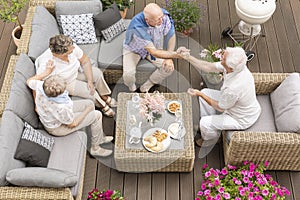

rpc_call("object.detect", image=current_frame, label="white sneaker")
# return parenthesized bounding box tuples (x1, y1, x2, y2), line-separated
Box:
(90, 146, 112, 157)
(99, 136, 114, 144)
(140, 80, 154, 93)
(128, 84, 137, 92)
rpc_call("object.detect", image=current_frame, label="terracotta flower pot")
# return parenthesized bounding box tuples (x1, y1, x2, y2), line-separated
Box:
(176, 27, 194, 38)
(120, 7, 128, 19)
(12, 25, 23, 47)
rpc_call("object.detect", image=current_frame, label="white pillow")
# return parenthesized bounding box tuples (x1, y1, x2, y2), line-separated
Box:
(60, 13, 98, 44)
(101, 18, 127, 43)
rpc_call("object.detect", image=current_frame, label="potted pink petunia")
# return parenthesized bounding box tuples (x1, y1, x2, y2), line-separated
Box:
(87, 188, 125, 200)
(196, 161, 290, 200)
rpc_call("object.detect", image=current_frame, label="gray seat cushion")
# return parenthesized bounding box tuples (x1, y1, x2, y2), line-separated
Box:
(5, 54, 40, 128)
(78, 39, 101, 67)
(98, 19, 156, 71)
(47, 131, 87, 197)
(0, 111, 26, 186)
(225, 95, 276, 142)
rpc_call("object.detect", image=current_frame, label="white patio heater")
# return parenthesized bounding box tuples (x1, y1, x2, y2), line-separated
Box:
(222, 0, 276, 61)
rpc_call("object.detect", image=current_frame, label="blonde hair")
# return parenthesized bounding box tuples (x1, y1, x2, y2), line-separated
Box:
(49, 34, 73, 54)
(43, 75, 66, 97)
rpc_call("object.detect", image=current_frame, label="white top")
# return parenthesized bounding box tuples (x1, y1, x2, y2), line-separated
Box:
(35, 44, 84, 84)
(28, 80, 74, 129)
(215, 62, 261, 128)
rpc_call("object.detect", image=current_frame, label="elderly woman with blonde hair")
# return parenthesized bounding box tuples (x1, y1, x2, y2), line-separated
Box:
(177, 46, 261, 148)
(27, 61, 113, 157)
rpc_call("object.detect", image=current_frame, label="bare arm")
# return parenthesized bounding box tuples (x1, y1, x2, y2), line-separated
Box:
(27, 60, 54, 85)
(187, 88, 224, 112)
(144, 41, 180, 59)
(79, 54, 95, 95)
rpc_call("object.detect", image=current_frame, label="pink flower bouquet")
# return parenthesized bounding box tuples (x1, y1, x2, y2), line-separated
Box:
(139, 92, 166, 123)
(196, 161, 290, 200)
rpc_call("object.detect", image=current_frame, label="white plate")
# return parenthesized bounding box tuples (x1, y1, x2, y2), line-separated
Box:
(168, 123, 186, 140)
(167, 101, 181, 114)
(142, 128, 171, 153)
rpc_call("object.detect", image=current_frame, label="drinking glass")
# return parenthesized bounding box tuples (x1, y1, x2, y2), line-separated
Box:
(175, 109, 182, 123)
(131, 93, 140, 108)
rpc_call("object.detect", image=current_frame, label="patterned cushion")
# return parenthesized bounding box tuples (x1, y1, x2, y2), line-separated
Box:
(101, 18, 126, 42)
(60, 13, 98, 44)
(14, 122, 55, 167)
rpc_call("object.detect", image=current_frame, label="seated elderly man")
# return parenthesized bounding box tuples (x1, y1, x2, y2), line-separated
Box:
(123, 3, 181, 92)
(178, 46, 261, 147)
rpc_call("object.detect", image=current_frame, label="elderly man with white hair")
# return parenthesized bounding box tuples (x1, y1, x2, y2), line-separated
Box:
(177, 46, 261, 147)
(123, 3, 182, 92)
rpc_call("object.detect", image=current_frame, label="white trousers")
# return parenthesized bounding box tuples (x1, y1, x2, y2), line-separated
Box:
(199, 88, 244, 140)
(46, 100, 104, 145)
(67, 66, 111, 107)
(122, 48, 173, 87)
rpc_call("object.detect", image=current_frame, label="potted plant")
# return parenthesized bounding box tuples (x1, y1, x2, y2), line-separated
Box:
(0, 0, 28, 46)
(165, 0, 202, 37)
(196, 161, 291, 200)
(87, 188, 126, 200)
(101, 0, 135, 18)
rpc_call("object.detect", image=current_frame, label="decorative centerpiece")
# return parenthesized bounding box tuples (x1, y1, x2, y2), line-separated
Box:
(196, 161, 290, 200)
(139, 92, 166, 125)
(87, 188, 125, 200)
(165, 0, 203, 37)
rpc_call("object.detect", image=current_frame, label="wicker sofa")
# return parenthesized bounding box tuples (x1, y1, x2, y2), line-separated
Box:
(17, 0, 156, 84)
(223, 73, 300, 171)
(0, 55, 87, 200)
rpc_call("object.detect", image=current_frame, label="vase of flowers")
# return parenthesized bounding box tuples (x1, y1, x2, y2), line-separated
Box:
(87, 188, 125, 200)
(139, 91, 166, 126)
(196, 161, 290, 200)
(165, 0, 203, 37)
(199, 44, 224, 85)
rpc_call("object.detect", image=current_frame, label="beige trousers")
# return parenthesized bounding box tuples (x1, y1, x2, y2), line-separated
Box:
(67, 66, 111, 107)
(46, 99, 104, 145)
(122, 48, 173, 87)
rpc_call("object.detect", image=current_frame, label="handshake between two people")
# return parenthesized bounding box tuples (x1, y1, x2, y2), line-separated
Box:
(176, 46, 191, 59)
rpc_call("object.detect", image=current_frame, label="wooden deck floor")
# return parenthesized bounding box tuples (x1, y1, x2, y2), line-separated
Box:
(1, 0, 300, 199)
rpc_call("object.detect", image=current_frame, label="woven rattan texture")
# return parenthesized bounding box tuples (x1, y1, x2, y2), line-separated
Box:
(0, 55, 18, 117)
(223, 73, 300, 170)
(115, 92, 194, 172)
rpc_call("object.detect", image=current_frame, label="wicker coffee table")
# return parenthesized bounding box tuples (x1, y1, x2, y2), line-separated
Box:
(114, 92, 194, 172)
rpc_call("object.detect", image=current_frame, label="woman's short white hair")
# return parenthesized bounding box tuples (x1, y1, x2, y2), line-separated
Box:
(225, 47, 247, 72)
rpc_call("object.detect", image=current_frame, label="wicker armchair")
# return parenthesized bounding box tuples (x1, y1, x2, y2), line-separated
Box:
(222, 73, 300, 171)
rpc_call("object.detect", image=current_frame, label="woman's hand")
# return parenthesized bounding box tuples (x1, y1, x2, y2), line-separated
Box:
(87, 81, 95, 95)
(187, 88, 201, 96)
(45, 60, 55, 74)
(176, 47, 190, 59)
(67, 120, 77, 128)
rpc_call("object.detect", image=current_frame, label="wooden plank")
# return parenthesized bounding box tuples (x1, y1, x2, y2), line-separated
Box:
(263, 17, 283, 72)
(276, 172, 294, 200)
(123, 173, 138, 200)
(177, 36, 190, 92)
(109, 169, 125, 193)
(290, 172, 300, 200)
(272, 0, 294, 72)
(290, 0, 300, 45)
(280, 0, 300, 72)
(137, 173, 152, 200)
(166, 173, 179, 200)
(255, 28, 272, 73)
(180, 172, 194, 200)
(208, 0, 221, 45)
(199, 0, 211, 47)
(96, 162, 111, 190)
(152, 173, 166, 199)
(82, 154, 98, 197)
(135, 0, 146, 14)
(193, 147, 206, 199)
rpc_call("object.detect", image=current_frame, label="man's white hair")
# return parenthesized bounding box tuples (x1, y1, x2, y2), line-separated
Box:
(225, 47, 247, 73)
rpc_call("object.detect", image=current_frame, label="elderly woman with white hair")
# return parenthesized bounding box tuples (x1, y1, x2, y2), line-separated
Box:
(177, 46, 261, 147)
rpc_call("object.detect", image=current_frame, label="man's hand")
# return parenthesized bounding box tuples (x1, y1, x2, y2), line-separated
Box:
(176, 47, 190, 59)
(187, 88, 201, 96)
(162, 59, 174, 73)
(45, 60, 55, 74)
(87, 81, 95, 95)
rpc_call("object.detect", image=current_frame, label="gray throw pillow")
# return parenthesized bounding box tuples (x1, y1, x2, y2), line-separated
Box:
(60, 13, 98, 44)
(101, 18, 127, 42)
(6, 167, 77, 188)
(93, 3, 121, 31)
(14, 122, 55, 167)
(28, 6, 60, 61)
(270, 73, 300, 133)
